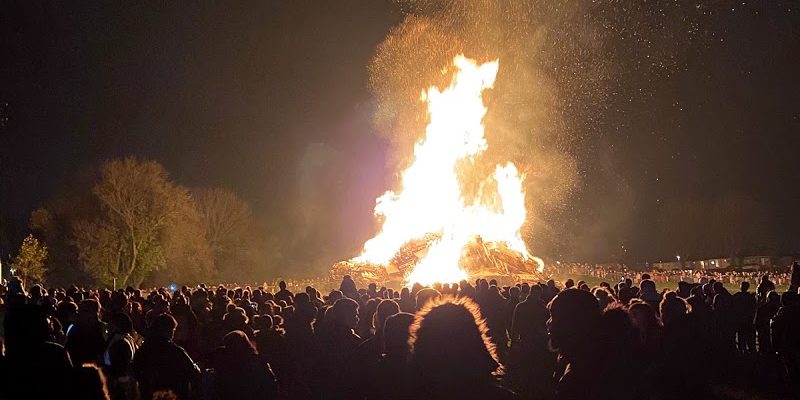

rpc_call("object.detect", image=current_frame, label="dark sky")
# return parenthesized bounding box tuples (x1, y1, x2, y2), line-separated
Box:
(1, 1, 799, 270)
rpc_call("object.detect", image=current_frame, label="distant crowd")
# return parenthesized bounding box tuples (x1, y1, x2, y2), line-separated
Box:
(0, 263, 799, 399)
(546, 262, 794, 287)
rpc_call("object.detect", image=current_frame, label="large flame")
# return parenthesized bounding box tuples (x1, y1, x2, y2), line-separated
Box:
(355, 55, 531, 285)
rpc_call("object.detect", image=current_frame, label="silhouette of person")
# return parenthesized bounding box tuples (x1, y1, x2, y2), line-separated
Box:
(103, 312, 138, 400)
(548, 288, 607, 400)
(509, 284, 554, 399)
(366, 312, 415, 400)
(638, 279, 661, 310)
(414, 287, 440, 311)
(0, 304, 73, 399)
(313, 297, 361, 399)
(771, 291, 800, 396)
(756, 291, 781, 354)
(339, 276, 358, 300)
(409, 296, 513, 400)
(629, 302, 663, 359)
(172, 295, 200, 361)
(757, 275, 776, 304)
(357, 299, 400, 360)
(133, 314, 200, 400)
(210, 330, 277, 400)
(275, 281, 294, 305)
(65, 299, 107, 365)
(73, 364, 112, 400)
(731, 281, 757, 353)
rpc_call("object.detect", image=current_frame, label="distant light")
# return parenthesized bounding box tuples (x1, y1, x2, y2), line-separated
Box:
(169, 283, 178, 292)
(676, 255, 681, 261)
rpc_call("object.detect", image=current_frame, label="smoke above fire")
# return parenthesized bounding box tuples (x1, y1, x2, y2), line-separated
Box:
(368, 0, 707, 259)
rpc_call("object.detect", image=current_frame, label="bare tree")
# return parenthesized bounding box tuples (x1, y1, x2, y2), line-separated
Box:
(193, 188, 254, 280)
(163, 188, 214, 284)
(74, 158, 197, 287)
(194, 188, 251, 255)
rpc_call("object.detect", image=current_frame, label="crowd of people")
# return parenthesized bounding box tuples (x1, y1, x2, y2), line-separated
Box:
(547, 262, 794, 288)
(0, 264, 799, 400)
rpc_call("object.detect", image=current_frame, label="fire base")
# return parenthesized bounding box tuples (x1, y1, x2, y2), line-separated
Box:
(331, 236, 545, 287)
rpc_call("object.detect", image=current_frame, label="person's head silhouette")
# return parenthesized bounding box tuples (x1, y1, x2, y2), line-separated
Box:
(332, 298, 359, 330)
(223, 330, 257, 356)
(410, 296, 499, 384)
(374, 299, 400, 334)
(152, 314, 177, 341)
(547, 289, 600, 360)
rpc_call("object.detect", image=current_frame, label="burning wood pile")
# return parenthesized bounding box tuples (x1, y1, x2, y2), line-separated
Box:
(331, 235, 546, 287)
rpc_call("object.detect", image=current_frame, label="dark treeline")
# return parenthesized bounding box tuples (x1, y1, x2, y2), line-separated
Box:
(14, 158, 274, 288)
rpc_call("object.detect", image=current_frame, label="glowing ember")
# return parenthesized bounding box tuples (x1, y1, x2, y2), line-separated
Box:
(354, 55, 533, 285)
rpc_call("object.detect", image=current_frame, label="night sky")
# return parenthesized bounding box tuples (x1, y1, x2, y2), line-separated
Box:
(1, 1, 798, 273)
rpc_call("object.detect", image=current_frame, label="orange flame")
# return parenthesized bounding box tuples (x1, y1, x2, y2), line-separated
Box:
(355, 55, 531, 285)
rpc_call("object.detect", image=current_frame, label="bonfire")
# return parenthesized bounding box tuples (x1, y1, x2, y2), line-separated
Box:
(334, 55, 544, 286)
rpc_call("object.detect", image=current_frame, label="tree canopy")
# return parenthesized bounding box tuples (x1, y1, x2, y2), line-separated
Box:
(28, 158, 268, 287)
(10, 234, 48, 286)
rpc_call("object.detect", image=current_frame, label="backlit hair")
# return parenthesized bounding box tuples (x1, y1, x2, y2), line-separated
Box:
(409, 295, 500, 373)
